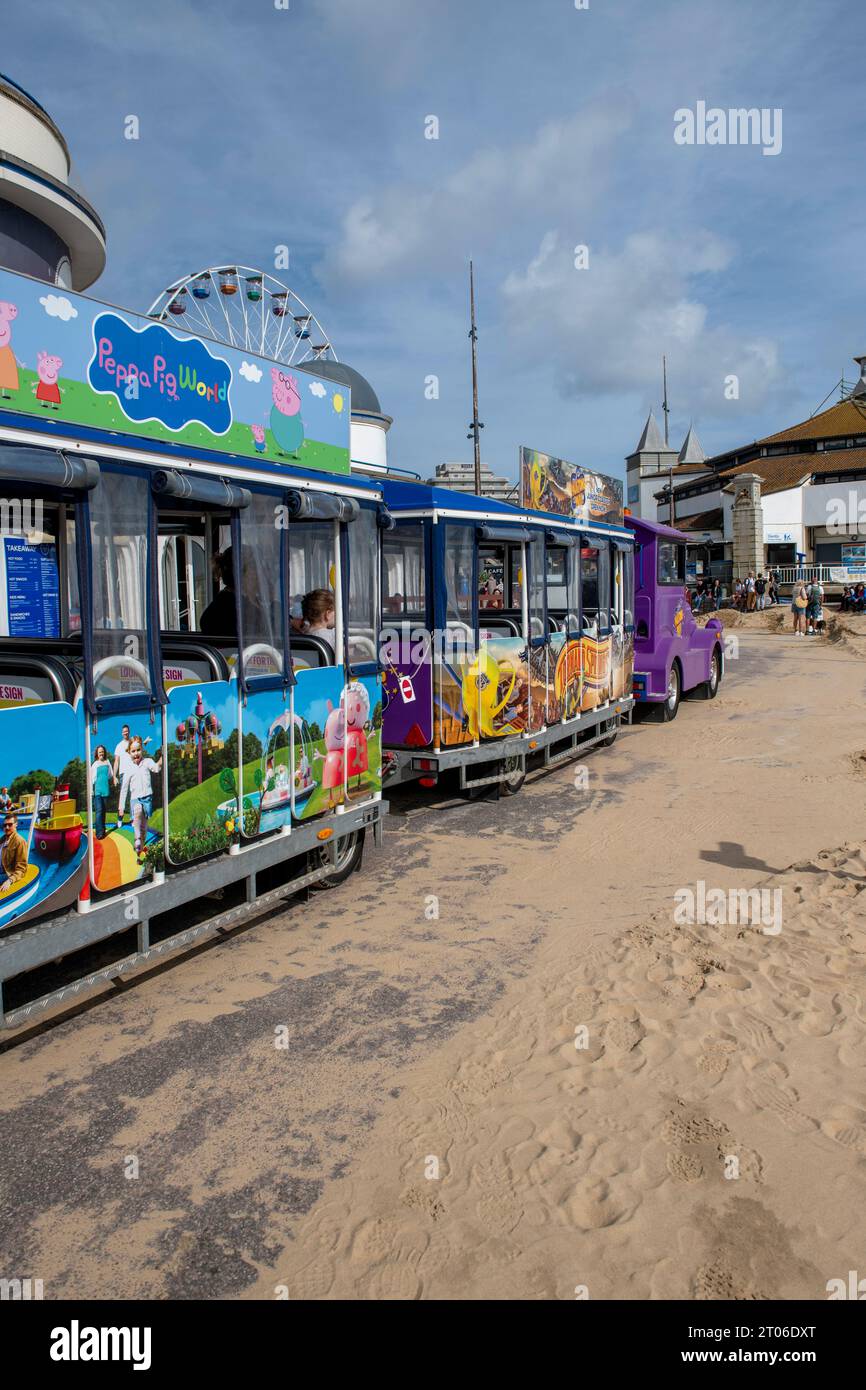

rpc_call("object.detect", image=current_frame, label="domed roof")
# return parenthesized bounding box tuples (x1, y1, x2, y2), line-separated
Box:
(297, 359, 382, 415)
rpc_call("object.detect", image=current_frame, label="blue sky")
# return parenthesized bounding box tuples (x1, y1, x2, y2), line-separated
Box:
(6, 0, 866, 483)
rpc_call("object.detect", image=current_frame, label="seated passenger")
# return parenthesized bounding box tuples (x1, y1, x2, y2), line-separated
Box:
(200, 548, 237, 636)
(302, 588, 336, 654)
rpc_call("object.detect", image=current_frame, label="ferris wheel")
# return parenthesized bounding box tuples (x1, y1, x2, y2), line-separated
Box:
(146, 265, 337, 367)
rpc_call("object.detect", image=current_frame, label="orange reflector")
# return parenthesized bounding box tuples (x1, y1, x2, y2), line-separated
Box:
(529, 740, 538, 749)
(317, 828, 333, 841)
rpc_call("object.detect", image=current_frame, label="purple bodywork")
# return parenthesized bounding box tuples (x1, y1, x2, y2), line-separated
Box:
(625, 515, 723, 711)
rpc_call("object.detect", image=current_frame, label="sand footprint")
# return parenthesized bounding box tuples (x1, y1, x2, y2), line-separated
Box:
(821, 1107, 866, 1155)
(747, 1080, 817, 1134)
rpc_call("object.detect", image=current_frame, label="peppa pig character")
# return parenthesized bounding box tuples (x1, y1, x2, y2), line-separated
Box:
(251, 423, 266, 453)
(35, 352, 63, 409)
(269, 368, 304, 457)
(0, 302, 19, 399)
(313, 698, 345, 810)
(342, 681, 370, 792)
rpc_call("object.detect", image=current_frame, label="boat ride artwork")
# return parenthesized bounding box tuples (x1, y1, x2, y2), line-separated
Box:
(0, 702, 88, 931)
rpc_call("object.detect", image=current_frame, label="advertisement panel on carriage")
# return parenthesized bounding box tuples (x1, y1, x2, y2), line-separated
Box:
(0, 267, 350, 474)
(520, 446, 624, 526)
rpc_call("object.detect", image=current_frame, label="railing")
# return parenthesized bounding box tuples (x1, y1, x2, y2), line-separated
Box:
(775, 564, 841, 585)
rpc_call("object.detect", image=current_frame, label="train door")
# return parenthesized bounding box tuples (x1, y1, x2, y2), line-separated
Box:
(236, 486, 296, 841)
(286, 502, 345, 820)
(381, 519, 433, 750)
(154, 473, 247, 868)
(580, 537, 605, 713)
(344, 502, 383, 806)
(85, 466, 165, 897)
(546, 535, 582, 723)
(611, 539, 634, 700)
(434, 521, 476, 749)
(475, 529, 529, 740)
(0, 451, 92, 927)
(525, 528, 548, 733)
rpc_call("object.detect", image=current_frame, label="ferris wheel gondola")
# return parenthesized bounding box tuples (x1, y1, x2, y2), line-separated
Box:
(147, 265, 338, 367)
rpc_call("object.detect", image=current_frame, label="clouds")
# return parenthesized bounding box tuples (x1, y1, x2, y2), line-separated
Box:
(308, 381, 327, 398)
(321, 101, 633, 287)
(40, 294, 78, 321)
(239, 360, 262, 383)
(501, 228, 782, 413)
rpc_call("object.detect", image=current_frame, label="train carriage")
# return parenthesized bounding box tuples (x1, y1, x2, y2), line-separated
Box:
(379, 477, 635, 793)
(0, 266, 386, 1027)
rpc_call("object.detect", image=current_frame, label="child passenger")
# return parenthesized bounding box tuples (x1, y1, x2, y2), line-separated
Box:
(125, 738, 162, 863)
(302, 589, 336, 654)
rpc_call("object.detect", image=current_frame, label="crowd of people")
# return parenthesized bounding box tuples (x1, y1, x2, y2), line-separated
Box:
(729, 568, 784, 611)
(840, 583, 866, 613)
(689, 567, 833, 637)
(689, 567, 785, 614)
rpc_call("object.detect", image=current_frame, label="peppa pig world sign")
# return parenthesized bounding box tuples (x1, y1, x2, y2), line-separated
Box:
(0, 267, 350, 474)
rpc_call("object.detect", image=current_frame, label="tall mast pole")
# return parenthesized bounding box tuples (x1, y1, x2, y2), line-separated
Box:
(468, 260, 483, 495)
(662, 354, 670, 446)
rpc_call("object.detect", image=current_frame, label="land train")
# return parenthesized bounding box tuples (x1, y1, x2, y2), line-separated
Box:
(0, 266, 718, 1028)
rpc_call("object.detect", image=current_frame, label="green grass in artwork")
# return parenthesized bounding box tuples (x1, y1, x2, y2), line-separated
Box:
(157, 731, 382, 861)
(3, 370, 348, 474)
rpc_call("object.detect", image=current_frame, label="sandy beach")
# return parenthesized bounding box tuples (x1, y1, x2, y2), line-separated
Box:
(2, 616, 865, 1300)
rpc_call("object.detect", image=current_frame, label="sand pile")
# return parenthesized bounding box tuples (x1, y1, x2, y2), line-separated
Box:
(254, 842, 866, 1300)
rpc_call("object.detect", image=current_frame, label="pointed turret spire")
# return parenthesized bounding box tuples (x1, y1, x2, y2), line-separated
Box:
(635, 411, 664, 453)
(678, 422, 706, 466)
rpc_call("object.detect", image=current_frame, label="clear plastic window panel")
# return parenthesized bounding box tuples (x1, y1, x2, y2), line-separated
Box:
(444, 525, 474, 632)
(241, 492, 284, 678)
(546, 548, 567, 611)
(623, 548, 635, 628)
(581, 545, 599, 623)
(528, 533, 545, 637)
(383, 528, 425, 617)
(348, 507, 378, 665)
(89, 470, 150, 696)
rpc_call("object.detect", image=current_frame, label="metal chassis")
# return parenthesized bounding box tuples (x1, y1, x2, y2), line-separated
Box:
(386, 697, 633, 790)
(0, 799, 386, 1030)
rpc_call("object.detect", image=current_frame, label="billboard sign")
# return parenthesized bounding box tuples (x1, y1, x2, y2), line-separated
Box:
(520, 446, 623, 526)
(0, 267, 350, 474)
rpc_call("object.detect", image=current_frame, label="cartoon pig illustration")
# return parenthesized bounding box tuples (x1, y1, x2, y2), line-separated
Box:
(0, 301, 20, 399)
(35, 351, 63, 410)
(250, 423, 266, 453)
(269, 367, 304, 457)
(343, 681, 370, 789)
(313, 698, 346, 810)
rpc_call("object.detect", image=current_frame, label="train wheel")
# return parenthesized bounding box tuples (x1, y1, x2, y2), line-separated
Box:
(661, 664, 681, 722)
(599, 716, 619, 748)
(700, 649, 721, 700)
(310, 829, 365, 889)
(500, 755, 526, 796)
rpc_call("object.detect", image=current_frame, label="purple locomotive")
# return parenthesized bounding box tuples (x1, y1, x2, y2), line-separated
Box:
(625, 515, 723, 719)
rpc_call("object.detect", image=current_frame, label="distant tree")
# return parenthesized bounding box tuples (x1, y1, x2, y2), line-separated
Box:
(10, 769, 55, 801)
(371, 701, 383, 730)
(58, 757, 87, 813)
